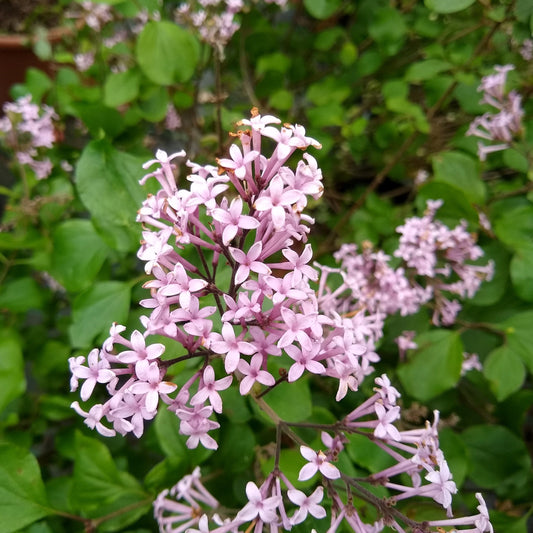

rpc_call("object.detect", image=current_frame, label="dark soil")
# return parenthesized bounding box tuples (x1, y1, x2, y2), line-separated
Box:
(0, 0, 61, 34)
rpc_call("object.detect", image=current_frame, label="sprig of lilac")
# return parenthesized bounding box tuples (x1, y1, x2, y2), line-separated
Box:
(466, 64, 524, 161)
(70, 110, 494, 532)
(0, 95, 57, 180)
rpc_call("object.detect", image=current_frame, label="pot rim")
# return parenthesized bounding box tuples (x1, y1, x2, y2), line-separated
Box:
(0, 21, 83, 49)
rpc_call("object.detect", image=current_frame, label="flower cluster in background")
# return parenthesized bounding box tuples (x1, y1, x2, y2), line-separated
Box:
(175, 0, 287, 56)
(467, 65, 524, 161)
(0, 95, 57, 180)
(317, 199, 493, 329)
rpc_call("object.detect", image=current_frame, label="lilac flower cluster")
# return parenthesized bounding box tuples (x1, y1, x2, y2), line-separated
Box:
(175, 0, 286, 56)
(0, 95, 57, 180)
(71, 109, 374, 440)
(317, 199, 493, 328)
(70, 110, 494, 532)
(467, 65, 524, 160)
(175, 0, 244, 55)
(70, 1, 158, 72)
(154, 375, 493, 532)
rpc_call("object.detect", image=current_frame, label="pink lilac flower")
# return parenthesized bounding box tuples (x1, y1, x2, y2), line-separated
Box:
(69, 350, 115, 401)
(128, 360, 177, 412)
(298, 446, 341, 481)
(229, 241, 271, 285)
(212, 197, 260, 246)
(0, 95, 57, 179)
(235, 481, 281, 524)
(237, 354, 275, 395)
(190, 366, 232, 413)
(467, 64, 524, 160)
(210, 322, 256, 373)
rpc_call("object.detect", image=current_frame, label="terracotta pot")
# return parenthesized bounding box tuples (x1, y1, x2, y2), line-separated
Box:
(0, 25, 76, 106)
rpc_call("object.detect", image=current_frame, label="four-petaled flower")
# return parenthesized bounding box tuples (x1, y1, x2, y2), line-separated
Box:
(287, 486, 327, 525)
(235, 481, 281, 524)
(298, 446, 341, 481)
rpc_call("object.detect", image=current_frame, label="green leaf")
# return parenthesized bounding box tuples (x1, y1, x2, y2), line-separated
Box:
(144, 457, 187, 492)
(368, 7, 407, 55)
(75, 140, 146, 252)
(262, 376, 312, 422)
(23, 68, 53, 102)
(493, 203, 533, 251)
(138, 86, 169, 122)
(73, 102, 126, 139)
(219, 386, 251, 423)
(0, 329, 26, 412)
(314, 27, 345, 50)
(268, 89, 294, 112)
(491, 511, 530, 533)
(256, 53, 291, 76)
(503, 148, 529, 173)
(69, 281, 131, 348)
(303, 0, 342, 19)
(346, 433, 396, 473)
(397, 330, 463, 401)
(469, 241, 510, 306)
(425, 0, 476, 14)
(462, 425, 531, 494)
(405, 59, 451, 82)
(0, 443, 52, 533)
(510, 244, 533, 302)
(72, 432, 150, 529)
(104, 69, 140, 108)
(214, 424, 255, 473)
(136, 21, 199, 85)
(499, 311, 533, 374)
(432, 151, 485, 204)
(306, 77, 351, 106)
(0, 277, 44, 313)
(307, 103, 345, 128)
(49, 219, 109, 293)
(484, 345, 526, 401)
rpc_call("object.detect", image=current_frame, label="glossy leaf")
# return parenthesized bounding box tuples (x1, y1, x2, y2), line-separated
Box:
(405, 59, 452, 82)
(416, 181, 478, 224)
(0, 329, 26, 412)
(462, 425, 531, 494)
(71, 432, 150, 529)
(303, 0, 342, 19)
(75, 140, 146, 252)
(0, 443, 52, 533)
(425, 0, 476, 14)
(510, 244, 533, 301)
(432, 151, 486, 205)
(493, 203, 533, 251)
(136, 21, 199, 85)
(69, 281, 131, 348)
(104, 69, 140, 108)
(0, 277, 44, 312)
(50, 219, 109, 293)
(262, 375, 312, 422)
(397, 330, 463, 401)
(499, 311, 533, 374)
(484, 345, 526, 401)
